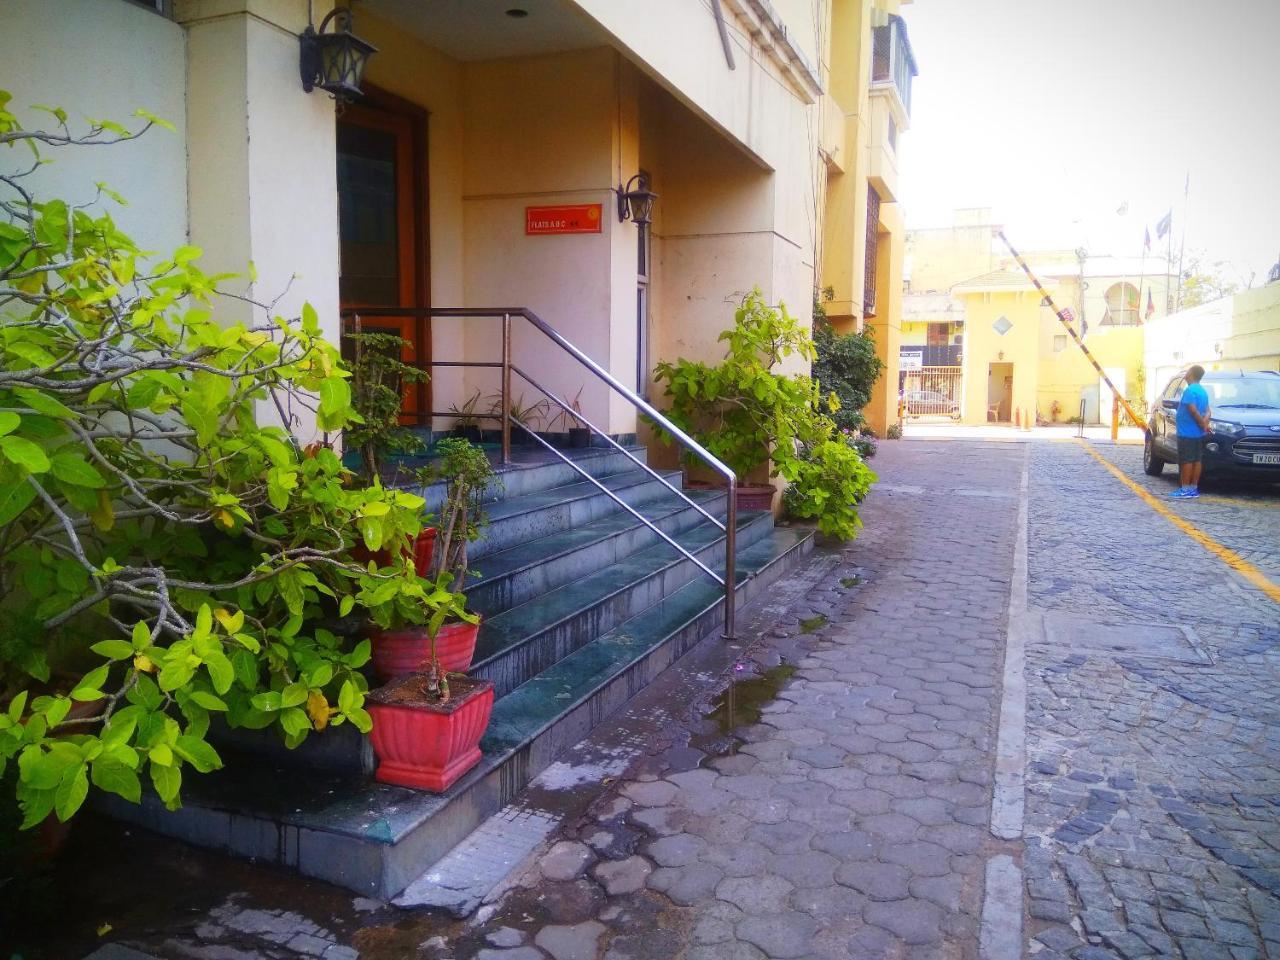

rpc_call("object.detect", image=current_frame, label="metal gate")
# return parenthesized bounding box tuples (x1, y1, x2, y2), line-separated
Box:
(900, 366, 964, 419)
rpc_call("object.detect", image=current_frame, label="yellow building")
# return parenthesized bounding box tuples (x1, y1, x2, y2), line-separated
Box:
(904, 212, 1174, 425)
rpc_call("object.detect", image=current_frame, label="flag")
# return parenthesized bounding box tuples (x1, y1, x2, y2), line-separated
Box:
(1145, 287, 1154, 319)
(1143, 227, 1151, 254)
(1156, 210, 1172, 240)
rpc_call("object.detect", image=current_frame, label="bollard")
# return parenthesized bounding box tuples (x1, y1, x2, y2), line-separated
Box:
(1111, 393, 1120, 442)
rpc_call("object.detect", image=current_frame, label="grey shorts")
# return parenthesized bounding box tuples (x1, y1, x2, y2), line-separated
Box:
(1177, 436, 1204, 463)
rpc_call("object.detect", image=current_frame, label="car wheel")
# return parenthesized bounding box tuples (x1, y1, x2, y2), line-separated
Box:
(1143, 435, 1166, 476)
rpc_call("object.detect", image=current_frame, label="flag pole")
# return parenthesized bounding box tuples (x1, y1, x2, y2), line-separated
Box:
(1166, 212, 1175, 312)
(1175, 171, 1189, 312)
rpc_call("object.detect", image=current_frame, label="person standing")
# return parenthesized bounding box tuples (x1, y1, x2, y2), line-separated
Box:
(1169, 365, 1212, 499)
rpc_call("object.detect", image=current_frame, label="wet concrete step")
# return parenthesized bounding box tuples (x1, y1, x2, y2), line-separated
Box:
(99, 527, 814, 899)
(473, 507, 773, 698)
(463, 482, 719, 617)
(467, 467, 685, 561)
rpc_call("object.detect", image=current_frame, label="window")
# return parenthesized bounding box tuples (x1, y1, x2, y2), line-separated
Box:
(871, 15, 918, 116)
(124, 0, 170, 14)
(1053, 335, 1067, 352)
(1101, 282, 1140, 325)
(864, 185, 881, 317)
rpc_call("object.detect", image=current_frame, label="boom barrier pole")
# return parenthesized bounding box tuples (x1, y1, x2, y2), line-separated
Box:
(997, 231, 1149, 436)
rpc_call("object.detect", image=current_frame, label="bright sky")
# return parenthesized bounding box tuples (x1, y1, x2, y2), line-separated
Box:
(898, 0, 1280, 285)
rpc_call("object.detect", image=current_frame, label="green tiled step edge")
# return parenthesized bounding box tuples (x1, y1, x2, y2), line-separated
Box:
(468, 467, 685, 561)
(414, 446, 650, 514)
(474, 508, 772, 697)
(98, 527, 813, 898)
(463, 486, 724, 617)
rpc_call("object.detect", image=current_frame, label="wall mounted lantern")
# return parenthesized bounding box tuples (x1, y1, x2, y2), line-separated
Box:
(300, 6, 378, 102)
(618, 174, 658, 226)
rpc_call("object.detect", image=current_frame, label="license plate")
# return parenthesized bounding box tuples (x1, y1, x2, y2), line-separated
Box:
(1254, 453, 1280, 465)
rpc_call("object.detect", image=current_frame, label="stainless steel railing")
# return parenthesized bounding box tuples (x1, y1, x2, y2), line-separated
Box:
(342, 307, 740, 640)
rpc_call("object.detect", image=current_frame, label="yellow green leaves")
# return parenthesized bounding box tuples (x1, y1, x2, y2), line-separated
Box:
(317, 376, 352, 431)
(0, 434, 49, 474)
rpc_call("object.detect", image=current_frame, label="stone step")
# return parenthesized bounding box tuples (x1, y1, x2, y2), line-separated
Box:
(467, 467, 685, 561)
(99, 527, 814, 899)
(463, 483, 720, 617)
(415, 445, 651, 515)
(473, 507, 774, 698)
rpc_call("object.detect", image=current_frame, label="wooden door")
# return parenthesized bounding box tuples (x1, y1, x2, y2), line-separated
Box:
(337, 98, 429, 420)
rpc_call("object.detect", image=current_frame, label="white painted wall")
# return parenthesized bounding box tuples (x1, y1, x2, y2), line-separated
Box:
(2, 0, 188, 254)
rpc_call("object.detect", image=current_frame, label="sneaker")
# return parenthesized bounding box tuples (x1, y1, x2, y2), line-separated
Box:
(1186, 487, 1200, 498)
(1167, 487, 1194, 499)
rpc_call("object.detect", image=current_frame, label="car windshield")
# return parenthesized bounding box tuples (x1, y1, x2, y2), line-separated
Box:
(1203, 377, 1280, 409)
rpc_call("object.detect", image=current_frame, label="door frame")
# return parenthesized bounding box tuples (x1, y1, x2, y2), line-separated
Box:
(339, 85, 432, 421)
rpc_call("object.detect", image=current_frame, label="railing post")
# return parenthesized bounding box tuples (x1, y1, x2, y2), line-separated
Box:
(501, 312, 512, 465)
(723, 476, 737, 642)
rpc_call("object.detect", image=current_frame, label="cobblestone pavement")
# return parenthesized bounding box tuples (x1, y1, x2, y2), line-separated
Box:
(1023, 440, 1280, 960)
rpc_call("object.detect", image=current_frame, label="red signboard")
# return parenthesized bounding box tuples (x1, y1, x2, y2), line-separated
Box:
(525, 204, 603, 235)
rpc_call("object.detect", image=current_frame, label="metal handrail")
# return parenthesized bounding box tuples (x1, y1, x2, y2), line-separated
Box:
(343, 306, 740, 640)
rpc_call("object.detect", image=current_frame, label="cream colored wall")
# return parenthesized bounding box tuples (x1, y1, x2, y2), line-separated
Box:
(461, 47, 622, 434)
(1145, 284, 1280, 399)
(906, 224, 998, 293)
(959, 290, 1040, 425)
(569, 0, 820, 171)
(3, 0, 188, 254)
(183, 1, 340, 442)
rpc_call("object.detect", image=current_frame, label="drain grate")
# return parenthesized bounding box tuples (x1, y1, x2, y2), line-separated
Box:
(1042, 612, 1212, 664)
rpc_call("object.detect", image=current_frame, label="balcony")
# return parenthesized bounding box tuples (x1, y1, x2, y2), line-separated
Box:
(871, 14, 917, 120)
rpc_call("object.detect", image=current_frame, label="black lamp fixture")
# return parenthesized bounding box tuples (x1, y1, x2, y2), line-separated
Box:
(618, 174, 658, 226)
(300, 5, 378, 102)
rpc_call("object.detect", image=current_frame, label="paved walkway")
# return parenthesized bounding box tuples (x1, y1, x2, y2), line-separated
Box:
(404, 440, 1024, 960)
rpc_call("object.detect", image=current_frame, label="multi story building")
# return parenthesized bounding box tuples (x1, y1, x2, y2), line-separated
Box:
(903, 211, 1175, 426)
(4, 0, 915, 444)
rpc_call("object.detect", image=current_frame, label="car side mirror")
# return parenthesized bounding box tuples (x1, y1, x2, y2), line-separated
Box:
(1161, 399, 1177, 410)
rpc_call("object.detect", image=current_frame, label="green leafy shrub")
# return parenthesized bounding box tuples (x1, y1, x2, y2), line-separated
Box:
(652, 290, 832, 483)
(0, 93, 446, 828)
(810, 309, 885, 432)
(654, 290, 877, 538)
(782, 437, 877, 540)
(344, 330, 429, 484)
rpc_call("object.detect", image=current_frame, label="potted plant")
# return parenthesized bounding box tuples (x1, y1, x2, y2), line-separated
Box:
(367, 438, 495, 682)
(447, 389, 485, 444)
(344, 329, 436, 575)
(488, 393, 550, 445)
(652, 290, 831, 511)
(368, 576, 496, 793)
(548, 386, 592, 448)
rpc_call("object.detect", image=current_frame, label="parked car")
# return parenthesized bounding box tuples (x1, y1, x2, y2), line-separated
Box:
(903, 389, 961, 419)
(1144, 369, 1280, 479)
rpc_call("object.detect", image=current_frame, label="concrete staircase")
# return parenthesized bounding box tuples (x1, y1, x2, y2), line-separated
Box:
(103, 445, 813, 898)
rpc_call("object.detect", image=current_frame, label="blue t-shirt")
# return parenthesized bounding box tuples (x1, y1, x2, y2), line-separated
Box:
(1176, 382, 1210, 437)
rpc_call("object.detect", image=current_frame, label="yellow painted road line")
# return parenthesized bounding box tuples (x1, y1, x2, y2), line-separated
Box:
(1079, 441, 1280, 604)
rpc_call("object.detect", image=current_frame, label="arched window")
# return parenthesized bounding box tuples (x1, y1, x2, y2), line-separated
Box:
(1102, 282, 1140, 325)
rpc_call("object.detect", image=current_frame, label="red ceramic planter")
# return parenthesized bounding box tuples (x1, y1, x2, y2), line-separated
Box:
(735, 484, 776, 511)
(367, 677, 494, 792)
(353, 527, 437, 577)
(369, 618, 481, 683)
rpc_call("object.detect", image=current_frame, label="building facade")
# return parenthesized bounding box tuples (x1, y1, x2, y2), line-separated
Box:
(4, 0, 915, 452)
(902, 212, 1174, 426)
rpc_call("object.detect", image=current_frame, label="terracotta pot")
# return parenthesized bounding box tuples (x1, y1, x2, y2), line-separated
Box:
(367, 675, 494, 792)
(369, 618, 481, 683)
(735, 484, 776, 511)
(352, 527, 436, 577)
